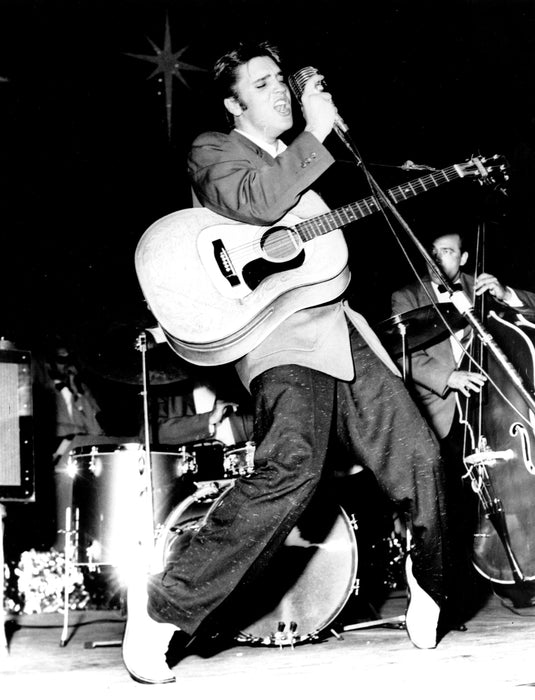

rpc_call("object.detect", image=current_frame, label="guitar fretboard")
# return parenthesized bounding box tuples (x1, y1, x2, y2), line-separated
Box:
(296, 165, 461, 241)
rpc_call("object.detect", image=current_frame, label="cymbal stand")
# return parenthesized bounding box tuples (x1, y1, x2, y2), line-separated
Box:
(1, 504, 8, 661)
(138, 331, 153, 472)
(332, 127, 415, 634)
(85, 332, 156, 650)
(60, 332, 155, 649)
(393, 318, 409, 381)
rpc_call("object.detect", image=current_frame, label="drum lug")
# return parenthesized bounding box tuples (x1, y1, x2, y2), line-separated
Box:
(352, 577, 361, 596)
(349, 513, 359, 531)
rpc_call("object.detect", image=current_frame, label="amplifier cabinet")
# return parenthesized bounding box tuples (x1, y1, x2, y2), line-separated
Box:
(0, 347, 34, 502)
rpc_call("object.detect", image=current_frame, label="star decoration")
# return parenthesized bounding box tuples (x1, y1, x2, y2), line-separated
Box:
(126, 15, 206, 139)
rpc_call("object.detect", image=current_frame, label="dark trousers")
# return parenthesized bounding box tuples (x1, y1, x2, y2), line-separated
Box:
(148, 324, 449, 635)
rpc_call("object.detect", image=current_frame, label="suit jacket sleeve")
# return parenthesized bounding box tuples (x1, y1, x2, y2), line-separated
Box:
(157, 412, 212, 445)
(512, 287, 535, 311)
(391, 287, 453, 397)
(187, 130, 335, 225)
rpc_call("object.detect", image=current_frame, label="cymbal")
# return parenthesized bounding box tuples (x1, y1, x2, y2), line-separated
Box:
(74, 321, 192, 386)
(376, 303, 467, 356)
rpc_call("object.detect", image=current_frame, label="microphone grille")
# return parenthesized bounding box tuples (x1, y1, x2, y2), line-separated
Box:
(288, 66, 319, 102)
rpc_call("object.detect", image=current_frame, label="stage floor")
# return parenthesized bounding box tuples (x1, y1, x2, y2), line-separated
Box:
(2, 587, 534, 698)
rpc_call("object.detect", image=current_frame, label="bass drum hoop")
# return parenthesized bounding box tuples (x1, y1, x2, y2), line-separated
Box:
(155, 480, 358, 646)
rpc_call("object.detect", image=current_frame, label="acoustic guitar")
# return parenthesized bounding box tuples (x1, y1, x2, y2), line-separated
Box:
(135, 155, 507, 366)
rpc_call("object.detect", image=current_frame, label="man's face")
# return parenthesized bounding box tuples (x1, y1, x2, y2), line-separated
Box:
(228, 55, 292, 143)
(429, 234, 468, 282)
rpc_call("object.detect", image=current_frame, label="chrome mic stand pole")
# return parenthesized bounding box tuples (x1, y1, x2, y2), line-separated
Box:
(0, 504, 7, 661)
(136, 331, 156, 559)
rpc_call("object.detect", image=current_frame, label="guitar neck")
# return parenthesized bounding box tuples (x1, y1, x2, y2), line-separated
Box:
(295, 164, 462, 241)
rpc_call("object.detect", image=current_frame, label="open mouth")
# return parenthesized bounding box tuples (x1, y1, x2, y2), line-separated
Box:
(274, 100, 291, 116)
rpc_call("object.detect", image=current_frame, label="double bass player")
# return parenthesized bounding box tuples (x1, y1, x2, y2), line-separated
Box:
(391, 230, 535, 615)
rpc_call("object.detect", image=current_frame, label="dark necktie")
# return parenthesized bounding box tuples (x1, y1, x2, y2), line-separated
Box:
(437, 282, 463, 294)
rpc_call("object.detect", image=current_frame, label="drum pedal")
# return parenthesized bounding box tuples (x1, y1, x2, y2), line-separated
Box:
(84, 639, 122, 649)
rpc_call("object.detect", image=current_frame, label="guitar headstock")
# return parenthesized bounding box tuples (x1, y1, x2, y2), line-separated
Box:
(457, 154, 510, 191)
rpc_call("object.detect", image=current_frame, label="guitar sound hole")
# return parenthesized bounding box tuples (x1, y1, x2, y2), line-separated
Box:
(261, 226, 302, 261)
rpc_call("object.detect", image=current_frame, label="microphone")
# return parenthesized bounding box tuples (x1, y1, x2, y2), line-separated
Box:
(288, 66, 350, 136)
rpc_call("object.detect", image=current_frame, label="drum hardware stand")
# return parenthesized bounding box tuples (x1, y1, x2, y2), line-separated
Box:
(1, 503, 8, 660)
(342, 613, 406, 633)
(82, 332, 157, 650)
(59, 332, 156, 649)
(341, 510, 406, 635)
(59, 504, 75, 647)
(59, 500, 125, 648)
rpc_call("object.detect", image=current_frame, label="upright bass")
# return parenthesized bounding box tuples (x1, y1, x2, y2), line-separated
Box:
(457, 222, 535, 601)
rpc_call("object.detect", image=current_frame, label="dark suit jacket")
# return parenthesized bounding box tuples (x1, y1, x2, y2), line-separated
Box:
(391, 273, 535, 439)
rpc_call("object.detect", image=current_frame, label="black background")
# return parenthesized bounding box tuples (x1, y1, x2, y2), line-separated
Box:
(1, 0, 534, 411)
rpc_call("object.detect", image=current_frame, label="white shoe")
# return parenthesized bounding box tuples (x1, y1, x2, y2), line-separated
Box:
(122, 577, 181, 684)
(405, 554, 440, 650)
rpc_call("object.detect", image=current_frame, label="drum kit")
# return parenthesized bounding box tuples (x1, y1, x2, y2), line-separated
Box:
(60, 435, 367, 647)
(63, 440, 256, 570)
(59, 305, 453, 649)
(58, 329, 265, 645)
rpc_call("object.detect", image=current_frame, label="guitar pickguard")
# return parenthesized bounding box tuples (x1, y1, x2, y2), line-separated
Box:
(242, 250, 306, 290)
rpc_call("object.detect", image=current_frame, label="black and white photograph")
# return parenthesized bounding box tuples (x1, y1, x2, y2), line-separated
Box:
(1, 1, 534, 695)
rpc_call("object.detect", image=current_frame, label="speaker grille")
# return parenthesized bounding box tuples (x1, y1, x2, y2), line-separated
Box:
(0, 349, 34, 501)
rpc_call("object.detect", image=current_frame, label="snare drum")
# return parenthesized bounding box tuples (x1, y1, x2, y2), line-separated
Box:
(156, 480, 358, 646)
(64, 443, 193, 566)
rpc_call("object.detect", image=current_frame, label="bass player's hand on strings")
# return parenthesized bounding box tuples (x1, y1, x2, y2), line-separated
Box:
(447, 369, 487, 397)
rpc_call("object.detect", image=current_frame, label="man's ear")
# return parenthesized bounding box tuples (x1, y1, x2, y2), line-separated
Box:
(224, 96, 243, 117)
(460, 251, 469, 267)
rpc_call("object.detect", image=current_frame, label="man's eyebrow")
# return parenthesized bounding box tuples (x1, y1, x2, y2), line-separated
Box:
(253, 69, 284, 85)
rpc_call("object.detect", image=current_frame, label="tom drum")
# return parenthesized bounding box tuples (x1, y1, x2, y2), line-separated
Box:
(65, 442, 194, 566)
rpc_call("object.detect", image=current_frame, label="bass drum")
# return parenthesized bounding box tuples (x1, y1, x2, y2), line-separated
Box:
(156, 480, 358, 646)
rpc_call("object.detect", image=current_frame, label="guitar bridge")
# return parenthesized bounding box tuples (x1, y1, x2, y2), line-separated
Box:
(213, 239, 240, 287)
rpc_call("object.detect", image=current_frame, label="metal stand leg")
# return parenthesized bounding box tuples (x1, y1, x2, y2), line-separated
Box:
(343, 613, 406, 632)
(60, 504, 124, 648)
(1, 504, 8, 661)
(342, 509, 408, 635)
(61, 332, 156, 651)
(60, 506, 73, 647)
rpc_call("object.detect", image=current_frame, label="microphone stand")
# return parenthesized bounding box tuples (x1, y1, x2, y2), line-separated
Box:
(335, 124, 535, 586)
(334, 126, 535, 418)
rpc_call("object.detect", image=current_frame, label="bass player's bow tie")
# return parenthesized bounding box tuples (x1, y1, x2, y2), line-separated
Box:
(437, 282, 463, 293)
